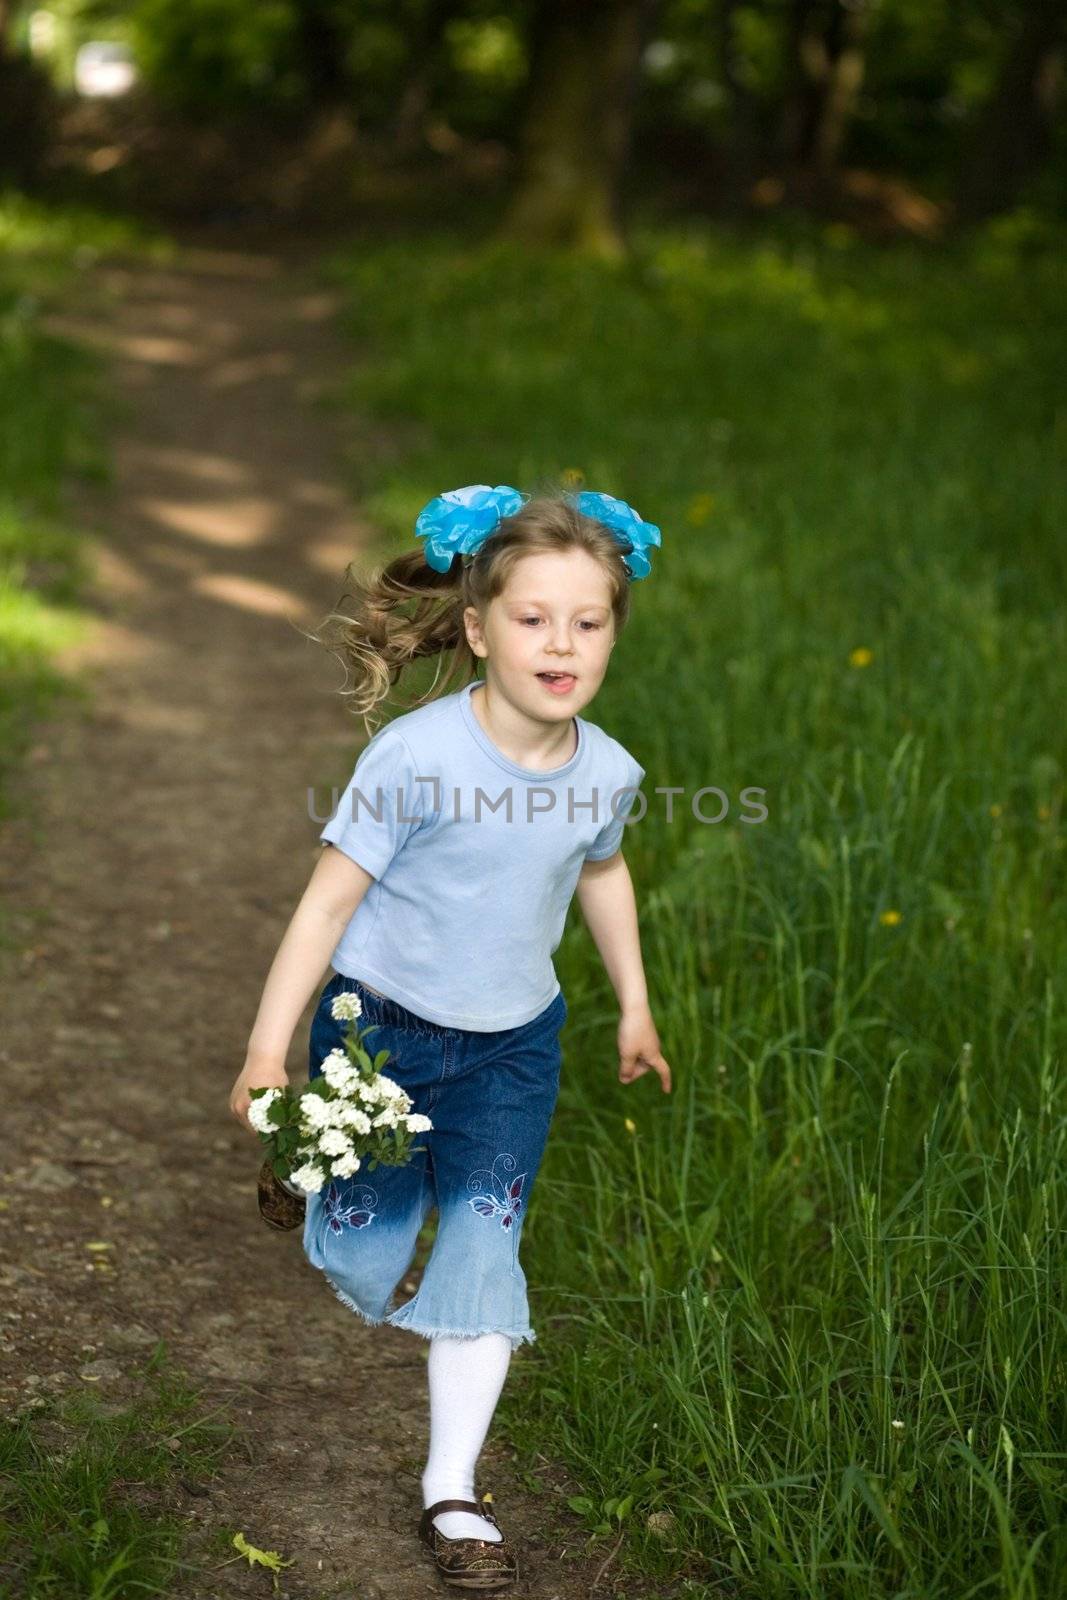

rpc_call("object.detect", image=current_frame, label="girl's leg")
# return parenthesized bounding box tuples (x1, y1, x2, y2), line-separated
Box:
(310, 981, 567, 1546)
(397, 992, 568, 1540)
(304, 1160, 433, 1325)
(421, 1332, 511, 1541)
(387, 990, 566, 1347)
(303, 974, 438, 1325)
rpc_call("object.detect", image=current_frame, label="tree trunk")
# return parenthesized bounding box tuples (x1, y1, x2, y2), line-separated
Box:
(388, 0, 455, 157)
(292, 0, 352, 107)
(498, 0, 658, 259)
(956, 0, 1066, 222)
(719, 0, 764, 205)
(777, 0, 872, 191)
(777, 0, 818, 168)
(0, 1, 55, 185)
(812, 0, 870, 175)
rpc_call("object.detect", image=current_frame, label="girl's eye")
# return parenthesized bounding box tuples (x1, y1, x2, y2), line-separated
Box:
(518, 617, 603, 629)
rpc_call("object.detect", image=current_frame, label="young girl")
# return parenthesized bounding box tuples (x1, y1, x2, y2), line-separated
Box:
(230, 483, 672, 1591)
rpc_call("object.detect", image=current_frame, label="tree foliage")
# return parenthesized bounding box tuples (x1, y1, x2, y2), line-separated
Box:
(7, 0, 1065, 220)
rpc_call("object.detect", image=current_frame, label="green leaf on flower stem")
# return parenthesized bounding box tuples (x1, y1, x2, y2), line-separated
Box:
(373, 1049, 391, 1070)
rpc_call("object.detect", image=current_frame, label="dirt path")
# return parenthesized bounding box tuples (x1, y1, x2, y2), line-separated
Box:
(0, 231, 651, 1599)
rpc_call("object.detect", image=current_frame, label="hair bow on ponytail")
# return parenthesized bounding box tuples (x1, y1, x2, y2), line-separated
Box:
(414, 485, 526, 573)
(414, 483, 661, 580)
(570, 491, 662, 580)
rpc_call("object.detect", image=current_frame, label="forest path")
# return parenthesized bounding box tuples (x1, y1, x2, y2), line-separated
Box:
(0, 229, 632, 1600)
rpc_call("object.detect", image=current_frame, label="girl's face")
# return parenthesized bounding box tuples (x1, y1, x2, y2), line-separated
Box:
(464, 548, 617, 720)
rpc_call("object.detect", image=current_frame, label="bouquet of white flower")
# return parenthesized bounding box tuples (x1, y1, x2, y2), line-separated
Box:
(250, 991, 433, 1208)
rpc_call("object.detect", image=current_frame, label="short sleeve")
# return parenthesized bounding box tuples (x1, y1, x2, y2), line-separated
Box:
(584, 761, 645, 861)
(320, 731, 423, 880)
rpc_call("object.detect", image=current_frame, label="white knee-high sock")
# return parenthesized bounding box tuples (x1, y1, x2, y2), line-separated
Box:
(421, 1332, 512, 1542)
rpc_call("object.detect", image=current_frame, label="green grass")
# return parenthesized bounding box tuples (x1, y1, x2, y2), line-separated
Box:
(0, 1347, 236, 1599)
(0, 191, 166, 823)
(321, 209, 1067, 1599)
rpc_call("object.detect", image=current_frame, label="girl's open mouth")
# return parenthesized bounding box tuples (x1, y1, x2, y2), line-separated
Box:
(536, 672, 576, 694)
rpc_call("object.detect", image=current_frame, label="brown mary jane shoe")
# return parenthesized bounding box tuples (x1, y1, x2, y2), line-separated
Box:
(418, 1495, 518, 1590)
(257, 1159, 306, 1232)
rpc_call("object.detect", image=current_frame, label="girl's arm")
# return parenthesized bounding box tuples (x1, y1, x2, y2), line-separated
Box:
(229, 845, 375, 1131)
(575, 853, 672, 1093)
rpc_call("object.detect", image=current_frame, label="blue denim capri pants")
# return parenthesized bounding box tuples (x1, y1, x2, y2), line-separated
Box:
(302, 972, 568, 1352)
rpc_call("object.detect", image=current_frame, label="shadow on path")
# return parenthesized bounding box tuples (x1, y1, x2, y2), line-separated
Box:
(0, 228, 644, 1599)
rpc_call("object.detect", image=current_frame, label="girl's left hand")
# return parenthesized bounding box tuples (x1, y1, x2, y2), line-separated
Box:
(617, 1006, 672, 1093)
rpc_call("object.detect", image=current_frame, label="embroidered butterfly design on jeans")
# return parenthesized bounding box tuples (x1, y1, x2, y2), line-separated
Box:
(322, 1180, 378, 1233)
(466, 1152, 526, 1231)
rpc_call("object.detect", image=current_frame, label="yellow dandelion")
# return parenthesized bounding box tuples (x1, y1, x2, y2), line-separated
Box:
(624, 1116, 636, 1134)
(849, 647, 873, 668)
(686, 492, 715, 527)
(560, 467, 585, 488)
(989, 803, 1003, 818)
(1038, 804, 1051, 821)
(880, 909, 902, 927)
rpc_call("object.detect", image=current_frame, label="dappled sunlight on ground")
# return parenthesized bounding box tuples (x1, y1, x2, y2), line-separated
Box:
(192, 570, 313, 618)
(132, 492, 279, 546)
(38, 240, 375, 680)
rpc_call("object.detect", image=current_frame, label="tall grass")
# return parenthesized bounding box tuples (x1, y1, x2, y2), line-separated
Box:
(322, 212, 1067, 1598)
(0, 191, 160, 822)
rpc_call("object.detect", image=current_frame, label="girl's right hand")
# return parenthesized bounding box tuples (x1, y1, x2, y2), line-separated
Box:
(229, 1060, 289, 1135)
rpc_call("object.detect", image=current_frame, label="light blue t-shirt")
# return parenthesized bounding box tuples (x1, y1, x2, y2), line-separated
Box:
(318, 678, 645, 1031)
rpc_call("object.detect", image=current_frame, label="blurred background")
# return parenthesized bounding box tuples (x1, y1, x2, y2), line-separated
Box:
(2, 5, 1066, 1599)
(1, 0, 1064, 236)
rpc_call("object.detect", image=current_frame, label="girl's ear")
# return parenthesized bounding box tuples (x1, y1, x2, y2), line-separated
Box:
(463, 603, 487, 656)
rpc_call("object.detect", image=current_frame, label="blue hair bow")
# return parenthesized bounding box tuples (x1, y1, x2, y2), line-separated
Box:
(571, 491, 662, 580)
(414, 483, 661, 580)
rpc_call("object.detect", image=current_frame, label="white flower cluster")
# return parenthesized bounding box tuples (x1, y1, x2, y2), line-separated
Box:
(252, 994, 434, 1195)
(247, 1087, 282, 1134)
(331, 991, 364, 1023)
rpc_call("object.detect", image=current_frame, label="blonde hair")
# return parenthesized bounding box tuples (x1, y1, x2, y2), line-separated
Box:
(306, 490, 634, 737)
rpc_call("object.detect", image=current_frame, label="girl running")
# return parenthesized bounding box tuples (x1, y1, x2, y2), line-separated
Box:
(230, 483, 672, 1590)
